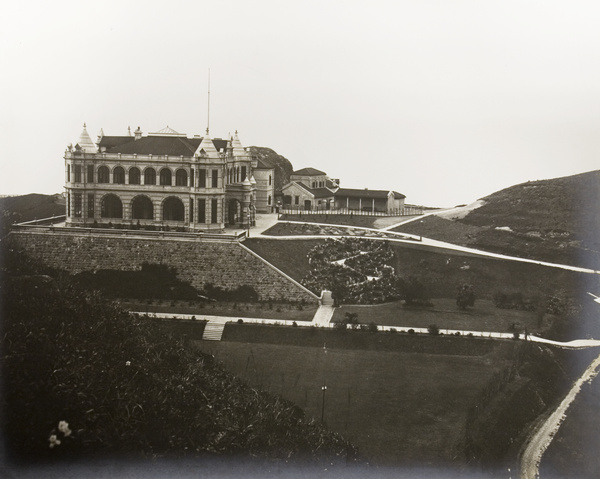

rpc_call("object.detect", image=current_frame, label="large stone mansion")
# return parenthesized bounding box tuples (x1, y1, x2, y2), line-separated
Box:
(64, 124, 274, 231)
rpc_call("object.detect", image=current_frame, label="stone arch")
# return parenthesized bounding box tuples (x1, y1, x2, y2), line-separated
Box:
(162, 196, 184, 221)
(131, 195, 154, 220)
(227, 198, 243, 225)
(129, 167, 141, 185)
(175, 168, 188, 186)
(144, 167, 156, 185)
(160, 168, 172, 186)
(98, 165, 110, 183)
(113, 166, 125, 184)
(101, 194, 123, 218)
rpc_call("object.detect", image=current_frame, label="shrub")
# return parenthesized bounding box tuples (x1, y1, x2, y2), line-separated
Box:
(367, 322, 378, 333)
(456, 283, 476, 310)
(408, 329, 415, 334)
(428, 324, 440, 336)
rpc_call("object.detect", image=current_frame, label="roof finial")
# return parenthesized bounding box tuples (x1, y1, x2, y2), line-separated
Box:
(206, 68, 211, 135)
(83, 122, 87, 128)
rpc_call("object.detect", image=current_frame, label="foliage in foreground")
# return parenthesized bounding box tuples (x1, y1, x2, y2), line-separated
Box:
(1, 256, 356, 464)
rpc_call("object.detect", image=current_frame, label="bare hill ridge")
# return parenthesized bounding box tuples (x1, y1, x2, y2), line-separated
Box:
(396, 170, 600, 269)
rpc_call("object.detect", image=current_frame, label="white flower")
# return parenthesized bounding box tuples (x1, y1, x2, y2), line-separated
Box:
(48, 434, 61, 448)
(125, 361, 131, 366)
(58, 420, 72, 437)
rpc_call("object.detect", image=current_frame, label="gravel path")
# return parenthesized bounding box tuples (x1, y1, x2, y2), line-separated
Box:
(520, 352, 600, 479)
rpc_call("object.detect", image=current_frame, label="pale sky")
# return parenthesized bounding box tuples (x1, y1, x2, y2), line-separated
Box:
(1, 0, 599, 207)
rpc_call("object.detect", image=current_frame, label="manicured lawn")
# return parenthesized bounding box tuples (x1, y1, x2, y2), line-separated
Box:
(243, 238, 318, 280)
(277, 214, 423, 229)
(333, 299, 547, 334)
(198, 338, 514, 468)
(122, 299, 317, 322)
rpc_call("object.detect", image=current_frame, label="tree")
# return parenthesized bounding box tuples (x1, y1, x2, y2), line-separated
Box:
(401, 276, 432, 307)
(456, 283, 475, 310)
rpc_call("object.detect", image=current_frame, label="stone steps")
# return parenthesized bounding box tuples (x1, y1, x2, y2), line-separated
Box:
(202, 322, 226, 341)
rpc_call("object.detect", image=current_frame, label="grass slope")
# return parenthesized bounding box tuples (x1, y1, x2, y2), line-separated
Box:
(0, 193, 64, 222)
(394, 170, 600, 269)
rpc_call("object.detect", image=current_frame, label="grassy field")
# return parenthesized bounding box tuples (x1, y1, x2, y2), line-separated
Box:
(332, 299, 549, 334)
(122, 299, 317, 322)
(197, 337, 514, 469)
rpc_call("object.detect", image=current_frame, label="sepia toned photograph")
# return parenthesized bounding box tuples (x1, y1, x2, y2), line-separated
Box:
(1, 1, 599, 478)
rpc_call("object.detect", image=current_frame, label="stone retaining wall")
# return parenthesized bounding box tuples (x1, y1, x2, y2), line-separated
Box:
(8, 229, 318, 304)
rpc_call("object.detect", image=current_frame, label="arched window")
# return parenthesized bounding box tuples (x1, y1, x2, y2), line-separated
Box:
(113, 166, 125, 184)
(129, 167, 141, 185)
(268, 195, 272, 205)
(160, 168, 172, 186)
(131, 195, 153, 219)
(98, 166, 110, 183)
(175, 169, 188, 186)
(101, 194, 123, 218)
(163, 196, 184, 221)
(144, 168, 156, 185)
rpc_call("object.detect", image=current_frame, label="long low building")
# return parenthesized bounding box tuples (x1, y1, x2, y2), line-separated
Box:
(280, 167, 405, 214)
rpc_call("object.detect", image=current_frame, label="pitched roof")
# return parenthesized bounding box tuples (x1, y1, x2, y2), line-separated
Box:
(296, 182, 336, 198)
(335, 188, 406, 200)
(292, 167, 327, 176)
(106, 136, 229, 157)
(98, 136, 135, 150)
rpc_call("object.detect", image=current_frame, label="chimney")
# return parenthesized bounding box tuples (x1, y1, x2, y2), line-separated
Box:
(134, 126, 142, 140)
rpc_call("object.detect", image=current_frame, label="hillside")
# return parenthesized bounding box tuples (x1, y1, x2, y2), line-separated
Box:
(248, 146, 294, 192)
(0, 246, 356, 466)
(0, 193, 64, 223)
(394, 170, 600, 269)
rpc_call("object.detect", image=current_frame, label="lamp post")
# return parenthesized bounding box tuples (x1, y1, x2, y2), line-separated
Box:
(321, 386, 327, 422)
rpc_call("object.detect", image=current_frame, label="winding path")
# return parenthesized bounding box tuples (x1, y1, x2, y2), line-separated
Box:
(520, 352, 600, 479)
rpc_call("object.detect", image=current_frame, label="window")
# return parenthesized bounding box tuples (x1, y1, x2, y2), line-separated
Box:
(268, 195, 272, 205)
(189, 198, 194, 220)
(87, 165, 94, 183)
(113, 166, 125, 184)
(101, 194, 123, 218)
(73, 193, 82, 217)
(198, 199, 206, 223)
(160, 168, 172, 186)
(190, 169, 194, 187)
(211, 169, 218, 188)
(132, 195, 153, 219)
(67, 164, 70, 183)
(199, 169, 206, 188)
(269, 175, 272, 186)
(129, 167, 141, 185)
(144, 168, 156, 185)
(67, 192, 70, 216)
(211, 198, 218, 223)
(163, 196, 184, 221)
(241, 166, 246, 181)
(295, 196, 299, 205)
(175, 169, 188, 186)
(74, 165, 82, 183)
(283, 195, 291, 205)
(98, 166, 110, 183)
(87, 194, 94, 218)
(312, 182, 316, 188)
